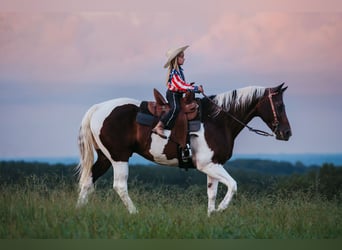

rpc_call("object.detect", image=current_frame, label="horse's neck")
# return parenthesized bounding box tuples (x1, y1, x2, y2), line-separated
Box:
(225, 100, 260, 139)
(231, 108, 257, 138)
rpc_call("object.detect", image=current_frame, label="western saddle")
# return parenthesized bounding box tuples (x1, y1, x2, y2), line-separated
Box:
(142, 89, 200, 148)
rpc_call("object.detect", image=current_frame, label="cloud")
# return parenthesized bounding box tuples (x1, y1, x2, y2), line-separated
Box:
(193, 12, 342, 73)
(0, 12, 341, 95)
(0, 13, 163, 85)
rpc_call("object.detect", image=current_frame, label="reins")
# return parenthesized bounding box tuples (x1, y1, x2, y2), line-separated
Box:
(201, 90, 275, 137)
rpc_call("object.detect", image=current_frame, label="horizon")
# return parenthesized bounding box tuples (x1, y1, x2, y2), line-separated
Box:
(2, 153, 342, 167)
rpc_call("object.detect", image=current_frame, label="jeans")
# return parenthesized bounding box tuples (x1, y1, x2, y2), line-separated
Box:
(160, 90, 183, 129)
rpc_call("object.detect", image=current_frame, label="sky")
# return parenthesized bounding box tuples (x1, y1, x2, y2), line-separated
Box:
(1, 1, 342, 158)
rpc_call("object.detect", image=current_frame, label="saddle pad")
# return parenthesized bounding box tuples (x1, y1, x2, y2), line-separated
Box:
(136, 112, 155, 126)
(188, 120, 201, 132)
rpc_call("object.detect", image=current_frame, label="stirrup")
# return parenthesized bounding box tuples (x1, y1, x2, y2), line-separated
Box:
(181, 144, 192, 162)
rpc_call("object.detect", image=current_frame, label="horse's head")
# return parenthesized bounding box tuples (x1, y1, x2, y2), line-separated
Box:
(256, 83, 292, 141)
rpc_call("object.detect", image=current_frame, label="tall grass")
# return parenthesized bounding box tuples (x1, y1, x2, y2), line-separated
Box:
(1, 174, 341, 239)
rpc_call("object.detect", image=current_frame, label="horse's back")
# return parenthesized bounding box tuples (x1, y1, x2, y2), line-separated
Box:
(88, 98, 140, 137)
(93, 98, 140, 114)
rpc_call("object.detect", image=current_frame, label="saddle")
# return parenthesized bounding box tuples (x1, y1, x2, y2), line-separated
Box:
(149, 89, 198, 120)
(138, 89, 199, 148)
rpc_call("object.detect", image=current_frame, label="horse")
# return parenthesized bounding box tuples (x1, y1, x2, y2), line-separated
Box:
(76, 83, 291, 216)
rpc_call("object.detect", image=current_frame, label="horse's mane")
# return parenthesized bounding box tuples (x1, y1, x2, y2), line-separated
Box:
(213, 86, 266, 113)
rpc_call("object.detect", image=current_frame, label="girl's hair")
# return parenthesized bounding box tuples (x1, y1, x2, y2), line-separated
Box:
(165, 56, 180, 86)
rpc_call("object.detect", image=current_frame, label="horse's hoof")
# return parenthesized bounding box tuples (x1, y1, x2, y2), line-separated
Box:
(129, 208, 139, 214)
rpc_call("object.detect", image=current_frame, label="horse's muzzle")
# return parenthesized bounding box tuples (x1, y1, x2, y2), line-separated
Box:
(277, 128, 292, 141)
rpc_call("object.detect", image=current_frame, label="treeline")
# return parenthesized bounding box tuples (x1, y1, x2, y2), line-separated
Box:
(0, 159, 341, 200)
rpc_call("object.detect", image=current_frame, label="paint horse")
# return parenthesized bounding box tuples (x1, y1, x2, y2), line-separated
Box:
(76, 83, 291, 216)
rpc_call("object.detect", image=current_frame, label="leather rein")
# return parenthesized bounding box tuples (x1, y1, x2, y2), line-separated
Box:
(201, 89, 279, 137)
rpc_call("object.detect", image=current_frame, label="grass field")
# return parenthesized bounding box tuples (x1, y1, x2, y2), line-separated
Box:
(1, 176, 341, 239)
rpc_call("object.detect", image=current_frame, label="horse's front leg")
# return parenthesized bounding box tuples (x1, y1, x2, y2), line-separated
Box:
(216, 171, 237, 212)
(191, 125, 237, 215)
(207, 176, 218, 216)
(198, 162, 237, 215)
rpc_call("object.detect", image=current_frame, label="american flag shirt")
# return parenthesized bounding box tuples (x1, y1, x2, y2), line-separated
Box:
(167, 67, 200, 93)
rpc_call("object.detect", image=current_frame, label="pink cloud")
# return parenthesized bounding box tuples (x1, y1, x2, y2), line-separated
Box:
(0, 12, 341, 96)
(193, 12, 342, 74)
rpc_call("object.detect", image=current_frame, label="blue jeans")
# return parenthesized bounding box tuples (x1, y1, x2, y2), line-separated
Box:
(160, 90, 183, 129)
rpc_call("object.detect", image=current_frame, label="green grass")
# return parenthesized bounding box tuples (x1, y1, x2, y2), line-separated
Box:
(1, 177, 341, 239)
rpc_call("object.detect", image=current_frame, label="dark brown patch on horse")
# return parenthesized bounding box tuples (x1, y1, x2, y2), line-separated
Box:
(199, 98, 234, 164)
(135, 123, 155, 161)
(163, 140, 179, 161)
(203, 114, 233, 164)
(208, 183, 213, 188)
(92, 149, 111, 182)
(99, 104, 139, 162)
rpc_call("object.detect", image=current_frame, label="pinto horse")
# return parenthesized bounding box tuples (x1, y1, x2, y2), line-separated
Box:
(76, 83, 291, 216)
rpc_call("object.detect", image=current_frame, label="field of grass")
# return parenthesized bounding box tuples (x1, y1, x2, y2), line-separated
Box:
(1, 175, 341, 239)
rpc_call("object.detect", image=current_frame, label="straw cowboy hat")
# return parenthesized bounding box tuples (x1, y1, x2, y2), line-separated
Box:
(163, 45, 189, 68)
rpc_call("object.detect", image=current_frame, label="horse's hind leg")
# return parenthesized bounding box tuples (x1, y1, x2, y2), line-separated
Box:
(112, 161, 137, 214)
(92, 150, 111, 182)
(77, 150, 111, 207)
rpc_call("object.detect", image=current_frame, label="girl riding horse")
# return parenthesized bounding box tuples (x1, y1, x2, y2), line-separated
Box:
(152, 45, 203, 138)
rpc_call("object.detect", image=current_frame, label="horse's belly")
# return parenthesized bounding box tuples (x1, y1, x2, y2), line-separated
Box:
(152, 155, 179, 166)
(149, 132, 179, 166)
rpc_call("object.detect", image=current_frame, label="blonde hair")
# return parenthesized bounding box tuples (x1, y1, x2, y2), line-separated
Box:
(165, 57, 180, 86)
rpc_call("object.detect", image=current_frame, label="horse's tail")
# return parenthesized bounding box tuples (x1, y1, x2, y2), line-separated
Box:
(76, 104, 98, 189)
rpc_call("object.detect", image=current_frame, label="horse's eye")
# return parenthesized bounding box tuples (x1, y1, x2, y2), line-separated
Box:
(277, 104, 284, 112)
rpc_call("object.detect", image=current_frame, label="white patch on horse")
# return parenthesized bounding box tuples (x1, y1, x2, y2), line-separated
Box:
(190, 124, 214, 166)
(149, 130, 178, 166)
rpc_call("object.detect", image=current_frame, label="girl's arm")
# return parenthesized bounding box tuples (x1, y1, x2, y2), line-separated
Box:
(170, 71, 200, 93)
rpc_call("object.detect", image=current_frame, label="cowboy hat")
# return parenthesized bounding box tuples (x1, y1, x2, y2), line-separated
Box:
(163, 45, 189, 68)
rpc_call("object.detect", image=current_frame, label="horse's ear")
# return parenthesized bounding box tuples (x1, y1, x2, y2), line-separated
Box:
(273, 82, 286, 93)
(279, 82, 288, 93)
(277, 82, 285, 91)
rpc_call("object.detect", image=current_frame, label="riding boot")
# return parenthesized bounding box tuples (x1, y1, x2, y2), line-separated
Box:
(152, 121, 167, 139)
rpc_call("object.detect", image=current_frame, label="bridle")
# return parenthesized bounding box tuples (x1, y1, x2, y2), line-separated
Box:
(201, 88, 281, 137)
(266, 89, 280, 134)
